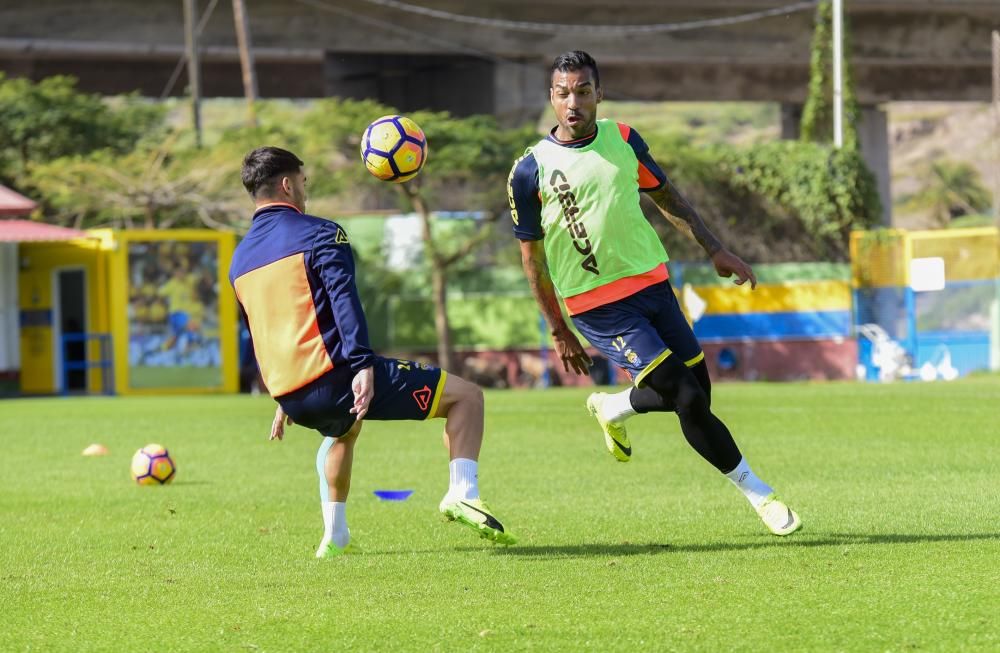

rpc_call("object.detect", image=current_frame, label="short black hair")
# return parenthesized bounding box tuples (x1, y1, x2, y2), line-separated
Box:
(241, 146, 304, 197)
(550, 50, 600, 88)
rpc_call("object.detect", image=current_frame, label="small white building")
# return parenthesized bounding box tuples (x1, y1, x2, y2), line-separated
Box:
(0, 185, 89, 394)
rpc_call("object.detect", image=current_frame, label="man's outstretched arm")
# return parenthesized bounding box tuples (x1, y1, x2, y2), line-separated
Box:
(519, 239, 592, 376)
(647, 179, 757, 289)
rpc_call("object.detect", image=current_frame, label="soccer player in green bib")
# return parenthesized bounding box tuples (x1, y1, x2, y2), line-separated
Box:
(508, 51, 801, 536)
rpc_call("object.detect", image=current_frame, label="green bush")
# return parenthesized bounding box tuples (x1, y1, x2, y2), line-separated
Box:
(717, 141, 881, 256)
(0, 74, 163, 186)
(640, 133, 881, 263)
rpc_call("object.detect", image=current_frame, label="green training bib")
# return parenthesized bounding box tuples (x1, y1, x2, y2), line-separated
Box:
(531, 119, 668, 297)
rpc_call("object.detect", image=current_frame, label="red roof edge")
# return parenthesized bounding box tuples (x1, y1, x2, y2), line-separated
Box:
(0, 185, 38, 217)
(0, 219, 88, 242)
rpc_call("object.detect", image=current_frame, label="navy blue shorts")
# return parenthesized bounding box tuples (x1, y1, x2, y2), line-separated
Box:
(572, 280, 704, 386)
(277, 356, 446, 438)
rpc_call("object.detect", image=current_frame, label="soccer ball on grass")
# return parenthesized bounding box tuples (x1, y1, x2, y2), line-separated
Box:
(130, 444, 176, 485)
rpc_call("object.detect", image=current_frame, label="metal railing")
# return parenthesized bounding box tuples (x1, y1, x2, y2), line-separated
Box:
(61, 333, 114, 395)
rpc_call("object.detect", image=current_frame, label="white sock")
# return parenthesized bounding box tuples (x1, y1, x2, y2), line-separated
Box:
(321, 501, 350, 549)
(724, 458, 774, 509)
(321, 499, 333, 534)
(447, 458, 479, 501)
(601, 389, 636, 423)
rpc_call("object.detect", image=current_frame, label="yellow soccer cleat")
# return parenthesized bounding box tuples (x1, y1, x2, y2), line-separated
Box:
(756, 494, 802, 536)
(586, 392, 632, 462)
(315, 539, 362, 559)
(439, 497, 516, 546)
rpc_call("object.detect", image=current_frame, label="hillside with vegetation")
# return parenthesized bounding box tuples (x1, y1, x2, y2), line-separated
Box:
(598, 99, 996, 236)
(888, 102, 996, 230)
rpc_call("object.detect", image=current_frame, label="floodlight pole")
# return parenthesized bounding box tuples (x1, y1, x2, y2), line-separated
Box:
(992, 30, 999, 223)
(232, 0, 259, 127)
(183, 0, 203, 148)
(994, 32, 1000, 372)
(832, 0, 844, 149)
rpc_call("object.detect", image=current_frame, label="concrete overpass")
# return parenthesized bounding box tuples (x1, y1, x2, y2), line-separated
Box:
(1, 0, 998, 223)
(1, 1, 997, 112)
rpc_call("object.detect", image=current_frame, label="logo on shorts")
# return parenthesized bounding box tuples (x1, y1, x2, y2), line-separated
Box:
(398, 359, 432, 372)
(412, 385, 432, 412)
(612, 336, 640, 366)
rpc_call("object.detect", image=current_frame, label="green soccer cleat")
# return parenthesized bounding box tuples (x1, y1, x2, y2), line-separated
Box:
(586, 392, 631, 462)
(439, 497, 516, 546)
(315, 539, 362, 559)
(755, 494, 802, 536)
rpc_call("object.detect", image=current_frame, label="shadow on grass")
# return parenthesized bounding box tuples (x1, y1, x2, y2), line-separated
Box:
(477, 532, 1000, 558)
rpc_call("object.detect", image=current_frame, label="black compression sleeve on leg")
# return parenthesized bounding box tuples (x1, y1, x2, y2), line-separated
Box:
(640, 354, 741, 473)
(689, 360, 712, 407)
(629, 384, 673, 413)
(629, 358, 711, 413)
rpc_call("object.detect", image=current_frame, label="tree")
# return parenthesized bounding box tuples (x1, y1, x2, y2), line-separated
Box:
(295, 97, 391, 199)
(26, 113, 301, 230)
(636, 127, 882, 263)
(397, 111, 536, 370)
(28, 144, 235, 230)
(26, 124, 287, 231)
(800, 0, 861, 150)
(0, 74, 163, 187)
(296, 99, 536, 370)
(901, 161, 992, 226)
(19, 89, 537, 368)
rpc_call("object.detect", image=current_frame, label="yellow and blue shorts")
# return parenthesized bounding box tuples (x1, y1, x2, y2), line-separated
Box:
(571, 280, 704, 387)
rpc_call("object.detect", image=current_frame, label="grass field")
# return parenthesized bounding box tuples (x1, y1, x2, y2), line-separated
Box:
(128, 365, 221, 389)
(2, 378, 998, 652)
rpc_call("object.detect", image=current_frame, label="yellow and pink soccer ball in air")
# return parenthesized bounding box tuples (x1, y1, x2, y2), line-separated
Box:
(360, 115, 427, 183)
(130, 444, 176, 486)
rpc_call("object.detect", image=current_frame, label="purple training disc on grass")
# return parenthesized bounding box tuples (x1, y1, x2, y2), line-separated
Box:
(373, 489, 414, 501)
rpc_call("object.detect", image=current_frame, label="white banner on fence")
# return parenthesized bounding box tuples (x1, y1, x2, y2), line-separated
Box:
(0, 243, 19, 371)
(910, 257, 946, 292)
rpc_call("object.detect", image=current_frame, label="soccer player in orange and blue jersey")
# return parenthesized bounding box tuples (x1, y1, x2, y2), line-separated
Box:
(508, 51, 801, 536)
(231, 147, 515, 557)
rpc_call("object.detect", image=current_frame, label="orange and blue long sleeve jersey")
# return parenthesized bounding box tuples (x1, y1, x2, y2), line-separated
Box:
(229, 203, 376, 398)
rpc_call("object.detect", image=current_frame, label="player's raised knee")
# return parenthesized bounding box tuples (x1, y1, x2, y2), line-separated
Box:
(674, 377, 709, 417)
(642, 355, 709, 416)
(452, 374, 484, 408)
(434, 373, 483, 417)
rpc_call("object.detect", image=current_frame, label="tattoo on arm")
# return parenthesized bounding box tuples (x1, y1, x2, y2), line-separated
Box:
(650, 180, 723, 257)
(520, 241, 570, 334)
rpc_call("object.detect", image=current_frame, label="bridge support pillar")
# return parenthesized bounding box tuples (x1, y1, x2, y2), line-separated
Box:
(780, 102, 892, 226)
(492, 59, 548, 127)
(858, 105, 892, 226)
(780, 103, 803, 140)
